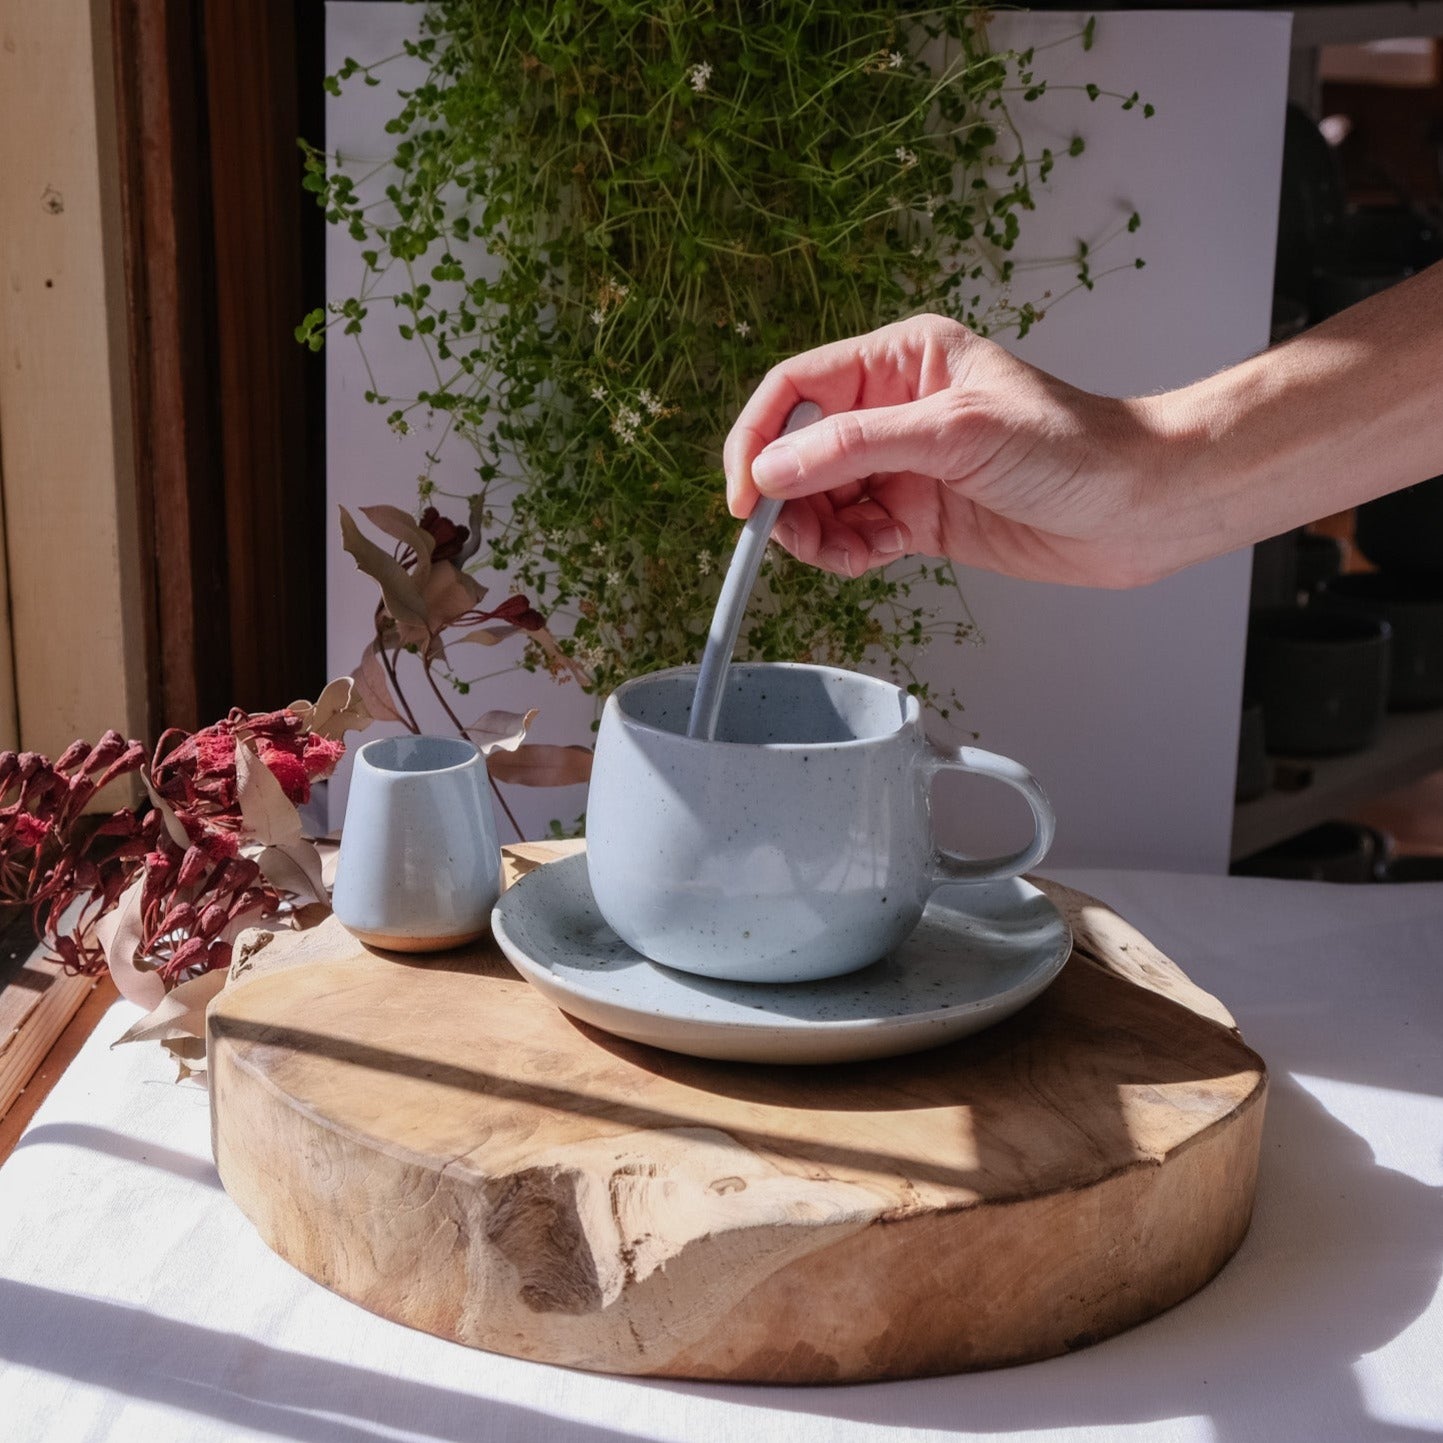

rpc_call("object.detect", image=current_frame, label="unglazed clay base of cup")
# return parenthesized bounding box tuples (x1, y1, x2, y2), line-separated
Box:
(342, 925, 490, 954)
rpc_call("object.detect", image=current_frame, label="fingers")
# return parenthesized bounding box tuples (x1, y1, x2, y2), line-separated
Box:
(771, 497, 913, 578)
(724, 315, 965, 516)
(838, 499, 911, 562)
(748, 392, 965, 503)
(724, 347, 868, 518)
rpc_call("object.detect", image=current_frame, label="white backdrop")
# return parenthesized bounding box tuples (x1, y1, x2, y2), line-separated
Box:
(324, 6, 1291, 870)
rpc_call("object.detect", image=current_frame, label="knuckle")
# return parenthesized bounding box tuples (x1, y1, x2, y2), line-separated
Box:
(929, 391, 990, 479)
(827, 411, 870, 468)
(914, 312, 969, 343)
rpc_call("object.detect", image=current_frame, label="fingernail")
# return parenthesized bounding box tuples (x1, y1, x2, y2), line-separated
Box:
(751, 440, 801, 494)
(875, 526, 906, 555)
(821, 545, 858, 578)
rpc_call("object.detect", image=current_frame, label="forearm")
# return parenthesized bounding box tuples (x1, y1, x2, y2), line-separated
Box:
(1135, 262, 1443, 576)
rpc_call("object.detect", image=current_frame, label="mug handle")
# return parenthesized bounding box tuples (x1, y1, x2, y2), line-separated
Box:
(922, 745, 1056, 885)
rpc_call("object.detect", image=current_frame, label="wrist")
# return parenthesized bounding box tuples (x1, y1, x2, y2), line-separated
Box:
(1111, 390, 1214, 585)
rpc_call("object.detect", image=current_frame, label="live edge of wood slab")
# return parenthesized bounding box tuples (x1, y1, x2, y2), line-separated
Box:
(208, 840, 1267, 1384)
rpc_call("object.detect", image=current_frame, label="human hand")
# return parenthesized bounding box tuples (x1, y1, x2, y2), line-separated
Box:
(724, 314, 1167, 588)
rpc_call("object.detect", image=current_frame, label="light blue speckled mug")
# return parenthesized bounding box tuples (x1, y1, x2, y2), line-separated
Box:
(586, 663, 1055, 983)
(332, 735, 501, 952)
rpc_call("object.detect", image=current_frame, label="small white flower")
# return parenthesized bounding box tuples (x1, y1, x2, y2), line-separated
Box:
(591, 542, 607, 559)
(606, 569, 623, 587)
(924, 194, 940, 216)
(895, 146, 918, 169)
(638, 387, 664, 417)
(590, 384, 606, 401)
(909, 243, 924, 257)
(613, 282, 630, 300)
(697, 551, 713, 576)
(733, 319, 751, 337)
(887, 51, 905, 69)
(611, 406, 642, 444)
(590, 308, 605, 325)
(688, 61, 713, 94)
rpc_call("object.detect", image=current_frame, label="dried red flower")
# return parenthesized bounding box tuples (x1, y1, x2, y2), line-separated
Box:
(419, 505, 469, 564)
(2, 701, 350, 990)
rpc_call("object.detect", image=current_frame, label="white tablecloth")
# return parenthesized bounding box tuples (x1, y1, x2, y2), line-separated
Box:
(1, 870, 1440, 1443)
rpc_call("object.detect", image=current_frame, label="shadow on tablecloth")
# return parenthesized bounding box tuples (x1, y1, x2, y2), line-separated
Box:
(647, 1073, 1443, 1442)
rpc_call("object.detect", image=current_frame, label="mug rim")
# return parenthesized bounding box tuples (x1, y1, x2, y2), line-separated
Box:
(356, 734, 481, 776)
(607, 661, 919, 752)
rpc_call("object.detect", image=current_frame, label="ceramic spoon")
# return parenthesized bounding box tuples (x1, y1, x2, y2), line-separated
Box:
(688, 400, 824, 740)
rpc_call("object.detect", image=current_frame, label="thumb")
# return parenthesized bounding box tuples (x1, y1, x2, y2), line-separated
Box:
(750, 394, 957, 500)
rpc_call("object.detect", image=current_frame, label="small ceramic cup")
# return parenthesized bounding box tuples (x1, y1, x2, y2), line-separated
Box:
(332, 735, 501, 952)
(586, 663, 1054, 984)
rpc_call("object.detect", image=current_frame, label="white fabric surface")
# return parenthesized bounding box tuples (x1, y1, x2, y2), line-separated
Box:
(1, 870, 1440, 1443)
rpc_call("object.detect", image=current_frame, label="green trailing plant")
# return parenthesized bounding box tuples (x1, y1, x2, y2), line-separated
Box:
(302, 2, 1148, 711)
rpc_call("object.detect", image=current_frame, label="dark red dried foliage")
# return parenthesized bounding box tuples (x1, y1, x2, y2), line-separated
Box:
(0, 707, 344, 985)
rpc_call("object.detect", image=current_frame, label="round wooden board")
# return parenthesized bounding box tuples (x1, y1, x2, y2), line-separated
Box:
(209, 841, 1267, 1383)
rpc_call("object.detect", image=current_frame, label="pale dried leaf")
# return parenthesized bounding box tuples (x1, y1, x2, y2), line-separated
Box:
(257, 840, 329, 905)
(454, 624, 519, 647)
(353, 641, 404, 725)
(359, 504, 436, 563)
(111, 968, 229, 1050)
(235, 741, 303, 849)
(96, 878, 165, 1009)
(339, 506, 431, 645)
(164, 1034, 210, 1080)
(290, 676, 374, 741)
(421, 559, 485, 633)
(142, 773, 191, 850)
(487, 743, 593, 787)
(465, 708, 537, 755)
(220, 899, 275, 947)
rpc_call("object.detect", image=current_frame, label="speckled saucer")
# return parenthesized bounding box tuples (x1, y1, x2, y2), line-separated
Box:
(490, 852, 1072, 1065)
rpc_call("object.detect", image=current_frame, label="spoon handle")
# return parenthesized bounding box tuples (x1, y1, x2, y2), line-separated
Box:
(688, 400, 824, 740)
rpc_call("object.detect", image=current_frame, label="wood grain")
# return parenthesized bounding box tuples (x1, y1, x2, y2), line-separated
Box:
(0, 971, 116, 1164)
(109, 0, 231, 731)
(210, 842, 1267, 1381)
(0, 0, 148, 755)
(0, 953, 104, 1131)
(202, 0, 325, 713)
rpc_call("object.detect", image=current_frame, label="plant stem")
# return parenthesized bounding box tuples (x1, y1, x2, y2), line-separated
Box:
(488, 774, 525, 844)
(376, 621, 421, 732)
(421, 656, 525, 841)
